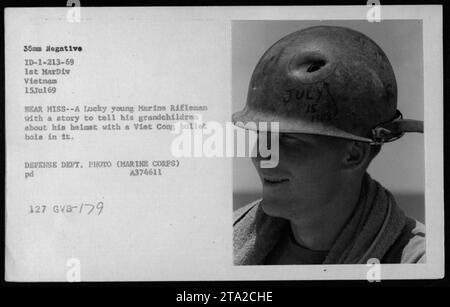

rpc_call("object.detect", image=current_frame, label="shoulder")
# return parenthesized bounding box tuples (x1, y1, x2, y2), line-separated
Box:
(400, 219, 426, 263)
(383, 217, 426, 263)
(233, 199, 262, 225)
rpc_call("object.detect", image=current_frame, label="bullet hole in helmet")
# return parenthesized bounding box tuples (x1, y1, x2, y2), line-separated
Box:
(288, 54, 333, 83)
(307, 60, 326, 73)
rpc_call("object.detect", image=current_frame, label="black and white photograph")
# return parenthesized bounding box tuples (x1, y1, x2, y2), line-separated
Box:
(232, 20, 426, 265)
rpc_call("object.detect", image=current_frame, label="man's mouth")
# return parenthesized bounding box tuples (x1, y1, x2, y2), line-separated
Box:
(263, 177, 289, 185)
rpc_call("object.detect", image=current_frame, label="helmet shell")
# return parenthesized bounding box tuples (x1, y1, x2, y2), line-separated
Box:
(232, 26, 398, 142)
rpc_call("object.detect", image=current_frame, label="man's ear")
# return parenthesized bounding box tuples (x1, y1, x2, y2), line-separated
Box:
(342, 141, 371, 170)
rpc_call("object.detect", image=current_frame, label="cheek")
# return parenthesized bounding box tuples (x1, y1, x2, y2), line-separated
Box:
(282, 145, 342, 184)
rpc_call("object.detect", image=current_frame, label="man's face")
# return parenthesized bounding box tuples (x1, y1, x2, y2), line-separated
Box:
(252, 132, 349, 220)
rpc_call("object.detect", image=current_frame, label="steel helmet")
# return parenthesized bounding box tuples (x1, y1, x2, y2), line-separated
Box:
(232, 26, 423, 144)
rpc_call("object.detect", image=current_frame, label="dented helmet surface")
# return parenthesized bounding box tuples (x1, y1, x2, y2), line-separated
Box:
(233, 26, 402, 142)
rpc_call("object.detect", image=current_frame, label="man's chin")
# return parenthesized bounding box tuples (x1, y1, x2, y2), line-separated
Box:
(261, 193, 311, 219)
(260, 196, 290, 218)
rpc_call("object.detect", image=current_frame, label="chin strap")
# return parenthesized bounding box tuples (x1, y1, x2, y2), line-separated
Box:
(370, 110, 424, 145)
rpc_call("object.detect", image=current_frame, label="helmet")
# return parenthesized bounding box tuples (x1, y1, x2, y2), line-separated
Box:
(232, 26, 423, 144)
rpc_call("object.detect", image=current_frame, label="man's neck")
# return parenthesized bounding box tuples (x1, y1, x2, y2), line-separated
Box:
(289, 176, 364, 251)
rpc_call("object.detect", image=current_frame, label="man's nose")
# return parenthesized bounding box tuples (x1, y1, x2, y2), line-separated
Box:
(253, 132, 280, 169)
(253, 136, 272, 160)
(252, 149, 271, 163)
